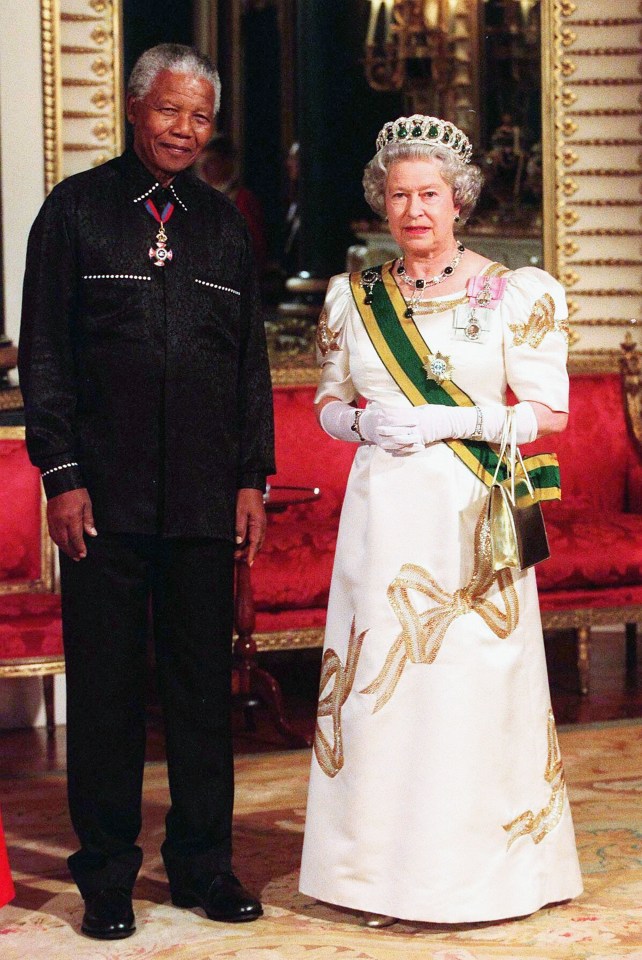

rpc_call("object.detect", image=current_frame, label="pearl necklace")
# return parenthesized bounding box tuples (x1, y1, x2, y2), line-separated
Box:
(397, 241, 465, 319)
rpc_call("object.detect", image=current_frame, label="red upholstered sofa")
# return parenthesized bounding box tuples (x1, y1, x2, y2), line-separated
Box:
(0, 428, 63, 735)
(249, 358, 642, 695)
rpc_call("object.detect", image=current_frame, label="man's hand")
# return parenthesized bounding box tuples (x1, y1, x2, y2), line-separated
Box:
(234, 488, 266, 567)
(46, 488, 97, 561)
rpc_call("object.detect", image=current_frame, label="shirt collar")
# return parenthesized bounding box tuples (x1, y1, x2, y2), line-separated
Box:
(117, 148, 189, 212)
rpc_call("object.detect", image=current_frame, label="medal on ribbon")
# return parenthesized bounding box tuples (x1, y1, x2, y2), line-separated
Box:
(145, 198, 175, 266)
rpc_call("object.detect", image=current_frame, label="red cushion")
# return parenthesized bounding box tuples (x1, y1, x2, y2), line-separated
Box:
(253, 514, 337, 611)
(0, 593, 63, 659)
(0, 440, 43, 584)
(539, 583, 642, 611)
(254, 606, 327, 634)
(250, 386, 355, 612)
(528, 374, 642, 513)
(537, 506, 642, 592)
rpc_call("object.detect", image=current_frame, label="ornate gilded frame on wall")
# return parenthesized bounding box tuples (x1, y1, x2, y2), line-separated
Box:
(543, 0, 642, 373)
(39, 0, 642, 381)
(41, 0, 123, 193)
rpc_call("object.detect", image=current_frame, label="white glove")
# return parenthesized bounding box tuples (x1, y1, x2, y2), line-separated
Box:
(319, 400, 423, 453)
(411, 400, 538, 445)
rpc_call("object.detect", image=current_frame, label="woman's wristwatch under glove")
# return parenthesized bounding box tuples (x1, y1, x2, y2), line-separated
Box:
(319, 400, 423, 453)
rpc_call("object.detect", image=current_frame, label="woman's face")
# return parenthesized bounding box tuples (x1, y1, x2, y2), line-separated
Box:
(384, 158, 460, 260)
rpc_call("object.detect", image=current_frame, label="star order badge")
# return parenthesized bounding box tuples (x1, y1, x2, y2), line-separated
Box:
(422, 351, 454, 384)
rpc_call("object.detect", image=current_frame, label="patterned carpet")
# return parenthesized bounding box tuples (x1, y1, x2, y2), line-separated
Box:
(1, 721, 642, 959)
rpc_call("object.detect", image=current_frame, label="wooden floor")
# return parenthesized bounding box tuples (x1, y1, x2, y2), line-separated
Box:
(0, 628, 640, 779)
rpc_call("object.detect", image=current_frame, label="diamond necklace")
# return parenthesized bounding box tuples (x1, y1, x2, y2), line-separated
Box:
(397, 241, 465, 319)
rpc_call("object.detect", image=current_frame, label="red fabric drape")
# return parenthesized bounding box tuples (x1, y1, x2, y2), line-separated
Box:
(0, 809, 14, 907)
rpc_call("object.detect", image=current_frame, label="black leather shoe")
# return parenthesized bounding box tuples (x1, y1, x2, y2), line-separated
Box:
(81, 888, 135, 939)
(171, 871, 263, 922)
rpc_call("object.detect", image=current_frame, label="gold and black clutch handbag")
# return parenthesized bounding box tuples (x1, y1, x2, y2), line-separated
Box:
(486, 408, 550, 572)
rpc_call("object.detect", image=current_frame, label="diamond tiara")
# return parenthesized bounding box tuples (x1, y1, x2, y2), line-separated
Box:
(375, 115, 473, 164)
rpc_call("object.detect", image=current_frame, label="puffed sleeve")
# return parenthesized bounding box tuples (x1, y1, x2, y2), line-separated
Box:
(314, 272, 358, 405)
(501, 266, 570, 413)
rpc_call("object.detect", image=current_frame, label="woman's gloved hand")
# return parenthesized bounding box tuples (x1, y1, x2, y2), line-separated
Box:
(319, 400, 423, 453)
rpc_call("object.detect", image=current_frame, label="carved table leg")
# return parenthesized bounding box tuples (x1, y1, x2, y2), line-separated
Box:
(233, 560, 311, 748)
(625, 622, 638, 684)
(577, 625, 590, 696)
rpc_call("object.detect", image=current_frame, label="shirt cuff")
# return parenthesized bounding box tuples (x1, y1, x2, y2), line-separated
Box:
(237, 473, 268, 493)
(41, 462, 85, 499)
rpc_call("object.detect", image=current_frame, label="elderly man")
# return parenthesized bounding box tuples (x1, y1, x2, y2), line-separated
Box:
(18, 44, 274, 939)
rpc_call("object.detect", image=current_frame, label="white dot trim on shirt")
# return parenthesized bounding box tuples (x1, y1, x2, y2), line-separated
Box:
(82, 274, 152, 281)
(169, 184, 188, 211)
(41, 461, 79, 479)
(194, 279, 241, 296)
(132, 183, 160, 203)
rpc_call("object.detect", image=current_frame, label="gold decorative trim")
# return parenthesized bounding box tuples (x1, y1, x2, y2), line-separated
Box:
(63, 142, 113, 151)
(502, 710, 566, 848)
(0, 660, 65, 678)
(565, 353, 626, 375)
(41, 0, 63, 193)
(566, 230, 642, 237)
(42, 0, 123, 192)
(566, 138, 642, 147)
(565, 78, 642, 86)
(569, 288, 642, 295)
(541, 605, 642, 629)
(61, 13, 101, 22)
(565, 18, 642, 27)
(62, 77, 105, 86)
(63, 110, 110, 119)
(572, 319, 642, 327)
(565, 109, 642, 117)
(253, 627, 325, 652)
(621, 334, 642, 455)
(568, 259, 642, 266)
(567, 47, 642, 56)
(61, 45, 104, 54)
(269, 366, 319, 387)
(568, 169, 642, 176)
(567, 199, 641, 207)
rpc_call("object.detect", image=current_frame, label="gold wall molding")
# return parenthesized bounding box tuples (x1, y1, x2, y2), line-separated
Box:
(41, 0, 123, 192)
(565, 18, 642, 27)
(550, 0, 642, 371)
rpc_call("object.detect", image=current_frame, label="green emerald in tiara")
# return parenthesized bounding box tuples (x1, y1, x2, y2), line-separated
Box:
(375, 115, 473, 163)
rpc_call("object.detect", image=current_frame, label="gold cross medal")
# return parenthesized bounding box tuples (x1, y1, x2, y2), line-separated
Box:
(145, 198, 174, 267)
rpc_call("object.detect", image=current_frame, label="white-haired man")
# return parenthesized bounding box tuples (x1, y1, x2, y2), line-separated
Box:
(19, 44, 274, 938)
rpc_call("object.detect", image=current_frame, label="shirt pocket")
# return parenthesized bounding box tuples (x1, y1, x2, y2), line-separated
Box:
(79, 273, 152, 339)
(192, 276, 242, 351)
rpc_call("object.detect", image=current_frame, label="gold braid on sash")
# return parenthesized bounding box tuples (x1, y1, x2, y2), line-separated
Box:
(361, 510, 519, 713)
(314, 617, 366, 778)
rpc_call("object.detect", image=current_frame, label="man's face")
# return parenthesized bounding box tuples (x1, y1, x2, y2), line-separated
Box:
(127, 70, 215, 185)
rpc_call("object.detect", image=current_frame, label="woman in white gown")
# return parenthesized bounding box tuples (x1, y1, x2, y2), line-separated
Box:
(299, 115, 583, 926)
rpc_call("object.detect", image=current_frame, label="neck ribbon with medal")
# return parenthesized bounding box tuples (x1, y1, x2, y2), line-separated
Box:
(145, 197, 174, 267)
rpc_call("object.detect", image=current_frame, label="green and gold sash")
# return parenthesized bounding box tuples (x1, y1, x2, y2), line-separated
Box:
(349, 261, 561, 502)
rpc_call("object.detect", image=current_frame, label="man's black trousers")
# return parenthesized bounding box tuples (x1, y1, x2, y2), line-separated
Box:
(59, 533, 235, 899)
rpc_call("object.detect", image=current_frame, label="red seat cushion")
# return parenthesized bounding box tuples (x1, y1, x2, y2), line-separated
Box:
(0, 440, 43, 585)
(537, 506, 642, 592)
(0, 593, 63, 660)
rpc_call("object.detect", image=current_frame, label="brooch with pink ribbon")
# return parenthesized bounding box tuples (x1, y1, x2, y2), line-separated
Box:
(459, 275, 508, 341)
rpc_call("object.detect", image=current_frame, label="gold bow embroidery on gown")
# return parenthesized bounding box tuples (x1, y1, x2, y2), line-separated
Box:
(508, 292, 570, 348)
(503, 709, 567, 848)
(314, 617, 366, 778)
(361, 511, 519, 713)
